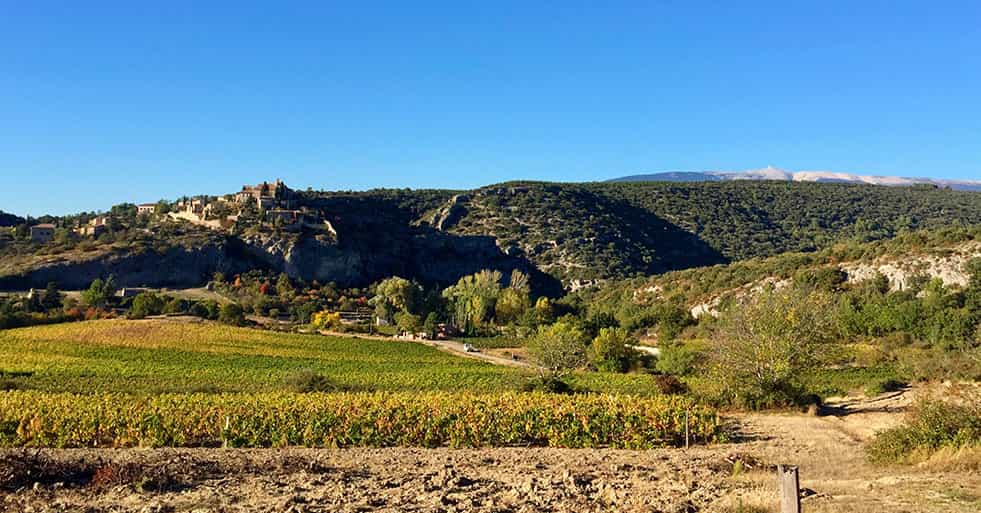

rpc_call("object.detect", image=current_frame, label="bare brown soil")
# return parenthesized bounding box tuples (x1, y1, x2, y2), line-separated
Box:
(2, 389, 978, 513)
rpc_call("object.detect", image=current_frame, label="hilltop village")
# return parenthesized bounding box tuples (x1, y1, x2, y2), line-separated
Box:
(23, 180, 335, 243)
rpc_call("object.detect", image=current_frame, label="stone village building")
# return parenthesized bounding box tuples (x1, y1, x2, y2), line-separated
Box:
(30, 223, 56, 243)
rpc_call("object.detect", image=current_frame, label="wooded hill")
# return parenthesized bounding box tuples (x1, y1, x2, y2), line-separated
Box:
(572, 226, 981, 328)
(432, 181, 981, 281)
(3, 181, 981, 290)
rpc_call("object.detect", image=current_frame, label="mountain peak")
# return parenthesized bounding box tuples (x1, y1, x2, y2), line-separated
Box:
(610, 168, 981, 191)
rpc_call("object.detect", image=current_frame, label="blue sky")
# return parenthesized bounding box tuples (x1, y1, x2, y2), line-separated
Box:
(1, 1, 980, 216)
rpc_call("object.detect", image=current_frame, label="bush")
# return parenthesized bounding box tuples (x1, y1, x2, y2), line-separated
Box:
(706, 287, 839, 409)
(190, 300, 220, 320)
(162, 298, 187, 315)
(588, 327, 637, 373)
(655, 342, 703, 377)
(310, 310, 341, 331)
(129, 292, 165, 319)
(284, 370, 339, 393)
(218, 303, 246, 326)
(521, 376, 575, 394)
(526, 321, 588, 378)
(867, 390, 981, 464)
(653, 374, 688, 395)
(864, 378, 907, 397)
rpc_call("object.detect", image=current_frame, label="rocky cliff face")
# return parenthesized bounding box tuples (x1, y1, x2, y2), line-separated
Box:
(841, 242, 981, 291)
(1, 216, 561, 294)
(237, 226, 561, 294)
(0, 239, 267, 290)
(682, 241, 981, 318)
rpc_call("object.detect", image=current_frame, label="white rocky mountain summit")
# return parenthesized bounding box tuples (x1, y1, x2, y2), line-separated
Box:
(611, 165, 981, 191)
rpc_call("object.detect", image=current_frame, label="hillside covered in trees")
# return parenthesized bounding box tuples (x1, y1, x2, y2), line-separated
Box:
(432, 181, 981, 281)
(3, 180, 981, 290)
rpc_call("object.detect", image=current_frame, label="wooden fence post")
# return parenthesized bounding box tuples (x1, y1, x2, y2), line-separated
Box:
(684, 409, 690, 449)
(777, 465, 801, 513)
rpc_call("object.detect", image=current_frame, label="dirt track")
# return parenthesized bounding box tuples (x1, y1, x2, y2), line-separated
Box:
(2, 389, 979, 513)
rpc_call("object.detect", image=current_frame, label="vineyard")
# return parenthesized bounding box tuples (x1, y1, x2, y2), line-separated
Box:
(0, 319, 722, 449)
(0, 319, 665, 395)
(0, 391, 725, 449)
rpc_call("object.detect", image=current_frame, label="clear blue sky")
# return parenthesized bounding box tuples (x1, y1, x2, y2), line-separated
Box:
(2, 1, 980, 216)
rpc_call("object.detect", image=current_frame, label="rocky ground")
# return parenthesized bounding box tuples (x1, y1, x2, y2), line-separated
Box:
(2, 389, 979, 513)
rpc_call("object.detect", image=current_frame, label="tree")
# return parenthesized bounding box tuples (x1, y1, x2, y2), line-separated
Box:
(130, 292, 165, 319)
(162, 297, 187, 314)
(374, 276, 420, 315)
(395, 311, 422, 335)
(218, 303, 246, 326)
(40, 282, 62, 311)
(311, 310, 341, 330)
(292, 301, 320, 324)
(966, 258, 981, 316)
(508, 270, 530, 293)
(588, 327, 637, 373)
(190, 300, 220, 320)
(423, 312, 440, 339)
(442, 270, 503, 334)
(275, 273, 296, 299)
(647, 302, 694, 341)
(495, 287, 530, 325)
(80, 276, 117, 309)
(527, 321, 588, 378)
(708, 287, 839, 408)
(534, 296, 555, 324)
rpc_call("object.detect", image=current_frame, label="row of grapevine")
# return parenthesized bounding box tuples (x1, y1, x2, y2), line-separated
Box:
(0, 391, 726, 449)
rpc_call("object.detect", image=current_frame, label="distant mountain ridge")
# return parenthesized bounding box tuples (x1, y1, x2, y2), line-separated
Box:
(610, 166, 981, 191)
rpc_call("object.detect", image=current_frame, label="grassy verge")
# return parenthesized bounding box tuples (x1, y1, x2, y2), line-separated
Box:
(804, 364, 906, 399)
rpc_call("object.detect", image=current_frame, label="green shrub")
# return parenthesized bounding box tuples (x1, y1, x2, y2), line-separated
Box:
(218, 303, 246, 326)
(655, 342, 703, 377)
(706, 287, 839, 409)
(129, 292, 165, 319)
(588, 327, 637, 373)
(867, 391, 981, 464)
(864, 378, 907, 397)
(284, 370, 339, 393)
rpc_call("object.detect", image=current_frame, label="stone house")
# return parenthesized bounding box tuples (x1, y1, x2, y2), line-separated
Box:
(77, 216, 107, 237)
(235, 180, 298, 210)
(137, 203, 157, 215)
(30, 223, 55, 243)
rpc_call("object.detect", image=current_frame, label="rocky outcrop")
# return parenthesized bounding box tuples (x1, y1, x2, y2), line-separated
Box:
(429, 194, 470, 231)
(841, 242, 981, 290)
(0, 239, 268, 290)
(234, 227, 562, 295)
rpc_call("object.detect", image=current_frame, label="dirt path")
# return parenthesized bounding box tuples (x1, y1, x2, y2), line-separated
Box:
(725, 387, 980, 513)
(426, 339, 534, 369)
(317, 330, 535, 369)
